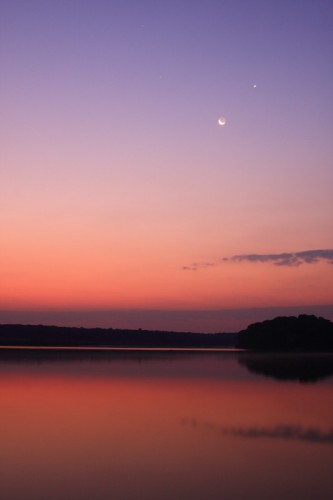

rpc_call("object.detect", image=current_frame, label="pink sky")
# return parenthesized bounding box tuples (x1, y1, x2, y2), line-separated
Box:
(1, 1, 332, 332)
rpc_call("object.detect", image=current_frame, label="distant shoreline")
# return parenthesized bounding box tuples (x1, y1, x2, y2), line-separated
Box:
(0, 323, 238, 348)
(1, 315, 333, 351)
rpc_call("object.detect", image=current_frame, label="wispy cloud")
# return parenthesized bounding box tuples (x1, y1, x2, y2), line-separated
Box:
(224, 249, 333, 267)
(182, 262, 216, 271)
(183, 249, 333, 270)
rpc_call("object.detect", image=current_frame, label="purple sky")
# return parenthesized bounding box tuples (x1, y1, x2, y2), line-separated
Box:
(1, 1, 332, 331)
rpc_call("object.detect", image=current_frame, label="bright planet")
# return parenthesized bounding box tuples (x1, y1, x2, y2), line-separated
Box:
(218, 117, 226, 126)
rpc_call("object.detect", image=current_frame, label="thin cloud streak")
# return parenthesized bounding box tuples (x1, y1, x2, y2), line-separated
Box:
(224, 249, 333, 267)
(183, 249, 333, 270)
(182, 262, 216, 271)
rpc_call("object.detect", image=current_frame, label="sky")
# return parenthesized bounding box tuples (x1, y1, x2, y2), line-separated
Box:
(1, 0, 332, 332)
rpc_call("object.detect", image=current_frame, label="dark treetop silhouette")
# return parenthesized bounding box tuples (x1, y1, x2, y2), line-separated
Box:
(237, 315, 333, 351)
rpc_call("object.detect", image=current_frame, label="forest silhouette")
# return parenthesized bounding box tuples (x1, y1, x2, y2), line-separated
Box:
(0, 314, 332, 351)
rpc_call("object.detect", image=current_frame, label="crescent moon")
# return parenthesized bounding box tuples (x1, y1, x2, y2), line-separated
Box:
(218, 117, 226, 126)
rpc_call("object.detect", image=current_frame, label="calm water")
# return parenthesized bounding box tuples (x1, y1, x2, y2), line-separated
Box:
(0, 349, 332, 500)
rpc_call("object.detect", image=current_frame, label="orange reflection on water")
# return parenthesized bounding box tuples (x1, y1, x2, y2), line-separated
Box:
(0, 354, 332, 500)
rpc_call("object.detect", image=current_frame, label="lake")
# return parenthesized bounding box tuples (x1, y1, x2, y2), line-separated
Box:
(0, 349, 332, 500)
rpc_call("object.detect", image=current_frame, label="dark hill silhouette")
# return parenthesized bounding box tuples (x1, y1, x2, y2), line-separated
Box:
(237, 315, 333, 351)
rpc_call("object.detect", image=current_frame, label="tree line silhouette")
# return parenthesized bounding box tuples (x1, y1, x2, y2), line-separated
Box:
(0, 324, 236, 348)
(0, 314, 332, 350)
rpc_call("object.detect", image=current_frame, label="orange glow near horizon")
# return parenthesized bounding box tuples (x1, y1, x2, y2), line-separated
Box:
(1, 248, 332, 311)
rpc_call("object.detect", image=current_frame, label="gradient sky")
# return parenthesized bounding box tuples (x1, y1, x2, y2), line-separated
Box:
(1, 0, 332, 332)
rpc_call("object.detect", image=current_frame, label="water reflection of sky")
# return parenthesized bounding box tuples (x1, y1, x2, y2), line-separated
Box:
(0, 349, 247, 380)
(0, 351, 332, 500)
(0, 349, 333, 384)
(181, 418, 333, 444)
